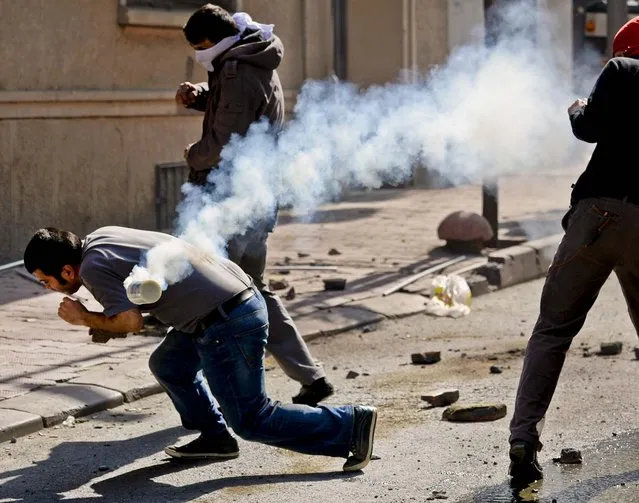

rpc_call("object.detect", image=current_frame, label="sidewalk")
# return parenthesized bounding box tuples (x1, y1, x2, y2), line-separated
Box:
(0, 168, 578, 441)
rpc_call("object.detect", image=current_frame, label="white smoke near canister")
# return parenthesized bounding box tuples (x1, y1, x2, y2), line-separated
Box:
(127, 1, 597, 292)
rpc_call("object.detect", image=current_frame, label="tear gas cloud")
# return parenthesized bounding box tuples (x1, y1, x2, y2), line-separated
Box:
(130, 1, 598, 286)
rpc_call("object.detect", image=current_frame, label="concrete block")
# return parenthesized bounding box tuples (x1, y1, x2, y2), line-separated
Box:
(0, 384, 123, 427)
(0, 409, 43, 443)
(68, 359, 162, 403)
(486, 245, 542, 288)
(351, 293, 427, 319)
(296, 307, 385, 341)
(523, 234, 562, 272)
(466, 274, 490, 297)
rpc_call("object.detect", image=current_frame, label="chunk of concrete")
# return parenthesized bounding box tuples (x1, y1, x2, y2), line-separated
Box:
(69, 359, 162, 403)
(421, 389, 459, 407)
(442, 403, 507, 422)
(411, 352, 441, 365)
(599, 342, 623, 356)
(0, 384, 123, 427)
(0, 409, 43, 443)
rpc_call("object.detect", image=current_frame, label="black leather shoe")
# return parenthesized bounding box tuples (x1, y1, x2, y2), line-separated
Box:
(509, 440, 543, 485)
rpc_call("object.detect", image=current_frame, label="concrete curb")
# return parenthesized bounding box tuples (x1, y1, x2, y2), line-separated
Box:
(0, 235, 563, 443)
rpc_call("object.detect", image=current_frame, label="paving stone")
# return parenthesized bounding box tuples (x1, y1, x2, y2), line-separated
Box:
(69, 358, 162, 403)
(351, 293, 426, 318)
(442, 403, 507, 422)
(0, 384, 123, 427)
(0, 409, 43, 442)
(296, 307, 384, 341)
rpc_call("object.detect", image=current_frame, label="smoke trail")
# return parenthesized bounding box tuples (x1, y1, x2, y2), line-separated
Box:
(134, 1, 599, 285)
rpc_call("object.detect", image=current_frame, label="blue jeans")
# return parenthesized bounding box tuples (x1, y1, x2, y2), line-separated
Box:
(149, 290, 354, 457)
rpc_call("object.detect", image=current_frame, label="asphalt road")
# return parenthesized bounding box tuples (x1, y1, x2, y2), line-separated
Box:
(2, 275, 639, 503)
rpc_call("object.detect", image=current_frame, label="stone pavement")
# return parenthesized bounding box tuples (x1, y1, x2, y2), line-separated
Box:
(0, 167, 580, 442)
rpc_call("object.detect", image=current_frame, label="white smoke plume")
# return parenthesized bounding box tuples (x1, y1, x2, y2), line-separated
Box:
(131, 1, 598, 286)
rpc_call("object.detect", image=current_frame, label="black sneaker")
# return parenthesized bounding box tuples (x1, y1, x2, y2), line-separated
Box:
(165, 432, 239, 460)
(292, 378, 335, 406)
(343, 406, 377, 472)
(509, 440, 543, 485)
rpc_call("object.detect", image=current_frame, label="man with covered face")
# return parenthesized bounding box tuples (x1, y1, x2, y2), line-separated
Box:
(176, 4, 335, 412)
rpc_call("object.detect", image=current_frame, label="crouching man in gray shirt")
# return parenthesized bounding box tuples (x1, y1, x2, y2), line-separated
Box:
(23, 226, 376, 471)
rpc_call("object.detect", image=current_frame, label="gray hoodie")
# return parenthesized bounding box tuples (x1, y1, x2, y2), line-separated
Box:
(186, 30, 285, 182)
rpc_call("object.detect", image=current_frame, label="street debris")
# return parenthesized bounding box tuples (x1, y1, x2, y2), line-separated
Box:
(323, 278, 347, 291)
(268, 278, 289, 291)
(383, 256, 467, 296)
(362, 325, 377, 333)
(421, 389, 460, 407)
(442, 403, 507, 422)
(424, 275, 472, 318)
(62, 415, 76, 427)
(328, 248, 341, 256)
(297, 252, 310, 258)
(98, 465, 110, 472)
(599, 342, 623, 356)
(635, 347, 639, 359)
(284, 287, 296, 300)
(489, 365, 503, 374)
(427, 490, 449, 500)
(346, 370, 360, 379)
(10, 438, 16, 443)
(411, 351, 441, 365)
(553, 448, 583, 464)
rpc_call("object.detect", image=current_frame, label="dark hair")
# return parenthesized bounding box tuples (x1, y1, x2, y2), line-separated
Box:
(183, 3, 239, 45)
(24, 227, 82, 282)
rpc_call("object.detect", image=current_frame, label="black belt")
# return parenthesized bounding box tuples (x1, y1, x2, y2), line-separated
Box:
(200, 288, 255, 328)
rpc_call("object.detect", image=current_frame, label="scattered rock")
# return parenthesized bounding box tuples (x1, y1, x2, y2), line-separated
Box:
(634, 347, 639, 360)
(442, 403, 507, 422)
(411, 352, 441, 365)
(437, 211, 494, 252)
(599, 342, 623, 356)
(98, 465, 110, 472)
(297, 252, 310, 258)
(489, 365, 503, 374)
(362, 325, 377, 333)
(421, 389, 460, 407)
(284, 287, 296, 300)
(323, 278, 347, 291)
(346, 370, 360, 379)
(284, 256, 292, 265)
(328, 248, 341, 256)
(553, 448, 583, 464)
(10, 438, 16, 444)
(62, 416, 76, 427)
(269, 278, 289, 291)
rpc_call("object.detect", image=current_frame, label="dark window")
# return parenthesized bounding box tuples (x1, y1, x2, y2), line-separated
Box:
(125, 1, 237, 12)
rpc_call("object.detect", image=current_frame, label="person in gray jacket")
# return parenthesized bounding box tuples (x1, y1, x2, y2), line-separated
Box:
(23, 226, 376, 469)
(176, 4, 334, 408)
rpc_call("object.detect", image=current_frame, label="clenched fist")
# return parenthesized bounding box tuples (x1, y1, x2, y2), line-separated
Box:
(58, 297, 88, 326)
(175, 82, 199, 107)
(568, 98, 588, 115)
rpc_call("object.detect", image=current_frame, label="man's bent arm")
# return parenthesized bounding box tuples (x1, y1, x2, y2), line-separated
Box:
(82, 308, 144, 333)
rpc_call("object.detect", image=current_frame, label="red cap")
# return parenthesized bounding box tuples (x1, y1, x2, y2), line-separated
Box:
(613, 16, 639, 57)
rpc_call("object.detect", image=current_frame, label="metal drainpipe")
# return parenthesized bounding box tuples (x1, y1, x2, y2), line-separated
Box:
(332, 0, 347, 80)
(607, 0, 628, 57)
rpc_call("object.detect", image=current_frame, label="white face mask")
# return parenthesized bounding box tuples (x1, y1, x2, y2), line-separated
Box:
(193, 12, 274, 73)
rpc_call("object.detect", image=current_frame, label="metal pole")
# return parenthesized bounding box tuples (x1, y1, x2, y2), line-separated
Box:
(483, 0, 499, 248)
(0, 259, 24, 273)
(607, 0, 628, 57)
(332, 0, 347, 80)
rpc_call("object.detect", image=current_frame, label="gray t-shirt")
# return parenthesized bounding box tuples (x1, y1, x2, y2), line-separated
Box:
(80, 226, 252, 333)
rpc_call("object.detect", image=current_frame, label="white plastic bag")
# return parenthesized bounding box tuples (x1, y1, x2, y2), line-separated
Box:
(425, 274, 472, 318)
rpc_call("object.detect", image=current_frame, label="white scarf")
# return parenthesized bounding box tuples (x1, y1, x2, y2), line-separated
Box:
(194, 12, 274, 72)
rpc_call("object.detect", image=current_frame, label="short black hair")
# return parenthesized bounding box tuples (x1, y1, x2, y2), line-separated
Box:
(24, 227, 82, 282)
(183, 3, 239, 45)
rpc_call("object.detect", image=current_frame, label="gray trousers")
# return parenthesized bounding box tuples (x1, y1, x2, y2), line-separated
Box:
(227, 231, 325, 386)
(510, 197, 639, 448)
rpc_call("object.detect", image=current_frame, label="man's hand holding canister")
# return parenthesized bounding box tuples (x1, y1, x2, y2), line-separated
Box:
(568, 98, 588, 116)
(175, 82, 199, 108)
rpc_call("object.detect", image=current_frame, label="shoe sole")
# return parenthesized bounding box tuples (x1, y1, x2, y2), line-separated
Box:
(292, 389, 335, 407)
(164, 447, 240, 460)
(343, 408, 378, 472)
